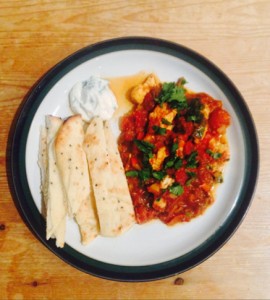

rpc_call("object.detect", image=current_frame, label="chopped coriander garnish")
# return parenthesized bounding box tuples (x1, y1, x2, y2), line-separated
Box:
(142, 153, 152, 167)
(126, 168, 167, 183)
(126, 168, 153, 182)
(186, 151, 198, 168)
(125, 170, 139, 177)
(152, 125, 167, 135)
(206, 149, 222, 159)
(134, 140, 154, 155)
(186, 171, 196, 178)
(185, 171, 196, 186)
(163, 156, 182, 170)
(174, 157, 183, 169)
(161, 118, 172, 125)
(164, 158, 175, 169)
(162, 143, 180, 169)
(171, 142, 178, 154)
(152, 170, 166, 180)
(138, 168, 152, 182)
(187, 115, 197, 122)
(155, 82, 187, 110)
(186, 98, 204, 123)
(169, 183, 183, 196)
(186, 178, 193, 186)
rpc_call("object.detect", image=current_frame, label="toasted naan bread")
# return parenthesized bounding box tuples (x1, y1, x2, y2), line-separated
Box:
(104, 121, 135, 234)
(84, 117, 134, 237)
(45, 116, 67, 248)
(54, 115, 87, 216)
(55, 114, 99, 244)
(75, 188, 99, 245)
(38, 126, 48, 217)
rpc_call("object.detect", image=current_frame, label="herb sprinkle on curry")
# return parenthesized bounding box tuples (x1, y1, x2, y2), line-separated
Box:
(118, 74, 230, 225)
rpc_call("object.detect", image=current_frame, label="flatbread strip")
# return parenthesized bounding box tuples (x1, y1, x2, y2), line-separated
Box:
(45, 116, 67, 248)
(54, 115, 87, 216)
(38, 126, 48, 217)
(75, 189, 99, 245)
(55, 114, 99, 244)
(104, 121, 135, 234)
(84, 117, 135, 237)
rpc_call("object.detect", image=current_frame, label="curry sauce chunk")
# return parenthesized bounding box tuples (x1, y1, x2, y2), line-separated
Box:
(118, 76, 230, 225)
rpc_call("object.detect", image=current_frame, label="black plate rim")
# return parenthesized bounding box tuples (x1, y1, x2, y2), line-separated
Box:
(8, 36, 259, 282)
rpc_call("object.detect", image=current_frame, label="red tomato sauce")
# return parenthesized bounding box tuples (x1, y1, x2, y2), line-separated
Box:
(118, 82, 230, 225)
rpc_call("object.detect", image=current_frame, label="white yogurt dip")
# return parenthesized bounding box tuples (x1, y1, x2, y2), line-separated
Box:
(69, 76, 118, 121)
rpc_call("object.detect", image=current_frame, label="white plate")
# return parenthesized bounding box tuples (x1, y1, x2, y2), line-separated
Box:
(10, 37, 259, 281)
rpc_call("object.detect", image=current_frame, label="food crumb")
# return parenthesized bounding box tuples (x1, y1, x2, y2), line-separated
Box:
(32, 281, 38, 287)
(174, 277, 184, 285)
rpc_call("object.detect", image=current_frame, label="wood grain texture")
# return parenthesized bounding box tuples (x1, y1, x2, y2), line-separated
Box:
(1, 0, 270, 299)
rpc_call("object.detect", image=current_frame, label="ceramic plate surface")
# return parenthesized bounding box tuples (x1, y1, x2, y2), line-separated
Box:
(9, 37, 258, 281)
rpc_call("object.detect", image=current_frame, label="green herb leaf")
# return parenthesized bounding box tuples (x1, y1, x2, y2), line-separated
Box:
(163, 155, 182, 170)
(152, 125, 167, 135)
(169, 99, 188, 110)
(171, 142, 178, 154)
(170, 87, 186, 102)
(169, 183, 184, 196)
(134, 140, 155, 155)
(156, 82, 187, 110)
(141, 153, 151, 168)
(174, 157, 183, 169)
(138, 168, 152, 182)
(186, 178, 193, 186)
(152, 170, 166, 180)
(186, 151, 198, 168)
(164, 157, 175, 169)
(161, 118, 172, 125)
(185, 171, 196, 186)
(186, 98, 204, 123)
(125, 170, 139, 177)
(186, 171, 196, 178)
(206, 149, 222, 159)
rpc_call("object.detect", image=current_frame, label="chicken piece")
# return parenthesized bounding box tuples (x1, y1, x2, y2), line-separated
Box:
(130, 74, 160, 104)
(161, 110, 177, 130)
(208, 136, 228, 156)
(149, 103, 177, 130)
(149, 146, 168, 171)
(160, 175, 175, 189)
(153, 198, 167, 211)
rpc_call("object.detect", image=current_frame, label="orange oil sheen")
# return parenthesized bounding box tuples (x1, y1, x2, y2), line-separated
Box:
(109, 72, 149, 118)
